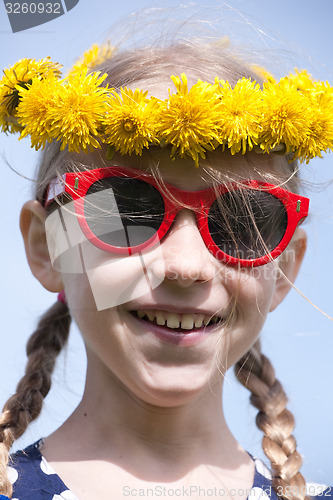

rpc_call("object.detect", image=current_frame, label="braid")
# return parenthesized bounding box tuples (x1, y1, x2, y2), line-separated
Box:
(235, 340, 309, 500)
(0, 301, 71, 498)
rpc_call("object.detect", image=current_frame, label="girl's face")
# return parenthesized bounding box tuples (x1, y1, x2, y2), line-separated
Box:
(52, 149, 305, 407)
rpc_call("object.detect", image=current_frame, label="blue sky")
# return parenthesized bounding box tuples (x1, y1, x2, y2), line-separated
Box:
(0, 0, 332, 485)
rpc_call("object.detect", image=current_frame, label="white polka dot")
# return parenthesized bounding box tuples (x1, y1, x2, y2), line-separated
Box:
(254, 458, 272, 479)
(52, 490, 80, 500)
(40, 456, 57, 475)
(248, 487, 271, 499)
(7, 466, 18, 484)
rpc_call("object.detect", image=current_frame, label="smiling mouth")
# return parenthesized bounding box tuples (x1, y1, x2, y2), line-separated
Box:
(131, 310, 223, 332)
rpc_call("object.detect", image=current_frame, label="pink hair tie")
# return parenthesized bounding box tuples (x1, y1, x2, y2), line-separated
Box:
(57, 290, 67, 305)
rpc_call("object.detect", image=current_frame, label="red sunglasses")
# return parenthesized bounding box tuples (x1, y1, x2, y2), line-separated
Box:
(45, 166, 309, 267)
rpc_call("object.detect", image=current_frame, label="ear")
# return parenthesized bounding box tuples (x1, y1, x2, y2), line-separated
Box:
(20, 200, 64, 292)
(269, 228, 307, 312)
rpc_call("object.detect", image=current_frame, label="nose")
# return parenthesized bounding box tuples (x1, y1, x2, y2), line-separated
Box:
(151, 209, 217, 287)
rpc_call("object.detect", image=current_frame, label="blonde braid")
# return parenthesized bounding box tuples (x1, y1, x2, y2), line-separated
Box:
(0, 301, 71, 498)
(235, 340, 309, 500)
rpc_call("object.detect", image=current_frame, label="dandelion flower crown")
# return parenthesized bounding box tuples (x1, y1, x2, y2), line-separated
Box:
(1, 42, 333, 167)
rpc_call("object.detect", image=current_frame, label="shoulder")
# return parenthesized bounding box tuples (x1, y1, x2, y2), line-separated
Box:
(252, 456, 332, 500)
(8, 440, 78, 500)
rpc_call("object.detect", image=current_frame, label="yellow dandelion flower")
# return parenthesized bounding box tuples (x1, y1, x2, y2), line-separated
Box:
(103, 88, 160, 156)
(295, 82, 333, 162)
(69, 42, 115, 77)
(216, 78, 263, 155)
(16, 75, 61, 150)
(0, 101, 22, 133)
(287, 69, 315, 93)
(0, 85, 14, 132)
(156, 74, 222, 166)
(48, 70, 108, 153)
(251, 65, 275, 83)
(260, 78, 311, 152)
(0, 57, 62, 114)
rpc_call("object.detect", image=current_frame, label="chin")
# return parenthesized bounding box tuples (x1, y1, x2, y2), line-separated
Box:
(135, 364, 220, 407)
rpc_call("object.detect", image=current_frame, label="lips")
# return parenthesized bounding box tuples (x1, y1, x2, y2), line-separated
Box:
(126, 307, 225, 346)
(131, 309, 223, 332)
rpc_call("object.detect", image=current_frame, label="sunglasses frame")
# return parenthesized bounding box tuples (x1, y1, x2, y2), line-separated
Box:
(45, 166, 309, 267)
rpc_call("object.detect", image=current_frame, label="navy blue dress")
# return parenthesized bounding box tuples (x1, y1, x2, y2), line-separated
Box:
(8, 440, 332, 499)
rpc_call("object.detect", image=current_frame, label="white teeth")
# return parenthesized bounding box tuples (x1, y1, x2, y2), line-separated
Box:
(195, 315, 205, 328)
(166, 313, 181, 328)
(181, 314, 195, 330)
(135, 310, 221, 330)
(147, 312, 155, 322)
(155, 312, 166, 326)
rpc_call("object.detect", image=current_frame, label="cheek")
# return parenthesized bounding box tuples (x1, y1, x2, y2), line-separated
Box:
(60, 241, 165, 312)
(220, 262, 278, 316)
(61, 273, 121, 362)
(237, 263, 278, 312)
(62, 272, 95, 313)
(216, 263, 278, 369)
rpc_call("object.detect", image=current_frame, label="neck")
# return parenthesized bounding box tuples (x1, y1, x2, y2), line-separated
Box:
(43, 346, 249, 480)
(81, 371, 229, 454)
(44, 351, 248, 478)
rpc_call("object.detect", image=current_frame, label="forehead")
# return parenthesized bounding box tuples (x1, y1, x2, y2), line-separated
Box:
(78, 147, 291, 191)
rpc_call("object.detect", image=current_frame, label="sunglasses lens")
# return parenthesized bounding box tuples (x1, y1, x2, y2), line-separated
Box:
(83, 177, 165, 248)
(208, 190, 288, 261)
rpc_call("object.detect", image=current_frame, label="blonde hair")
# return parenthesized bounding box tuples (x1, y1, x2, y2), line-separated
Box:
(235, 341, 308, 500)
(1, 41, 307, 499)
(0, 302, 71, 497)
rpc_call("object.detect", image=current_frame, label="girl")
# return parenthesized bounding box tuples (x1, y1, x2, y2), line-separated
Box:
(0, 35, 332, 500)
